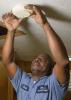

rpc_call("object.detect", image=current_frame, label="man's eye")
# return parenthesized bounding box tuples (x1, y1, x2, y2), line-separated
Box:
(38, 58, 43, 61)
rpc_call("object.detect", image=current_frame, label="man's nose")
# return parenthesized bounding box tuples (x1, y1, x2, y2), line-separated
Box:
(35, 58, 39, 62)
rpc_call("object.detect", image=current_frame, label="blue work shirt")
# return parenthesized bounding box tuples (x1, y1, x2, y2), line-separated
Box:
(10, 67, 68, 100)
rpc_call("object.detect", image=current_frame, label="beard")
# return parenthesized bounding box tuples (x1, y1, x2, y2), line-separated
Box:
(31, 65, 48, 76)
(31, 65, 40, 72)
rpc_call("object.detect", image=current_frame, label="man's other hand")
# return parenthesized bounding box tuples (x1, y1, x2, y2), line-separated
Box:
(2, 13, 22, 32)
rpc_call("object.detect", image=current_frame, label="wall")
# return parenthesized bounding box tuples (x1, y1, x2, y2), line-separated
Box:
(64, 61, 71, 100)
(0, 61, 8, 100)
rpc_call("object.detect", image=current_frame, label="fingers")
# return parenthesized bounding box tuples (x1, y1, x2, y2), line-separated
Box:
(18, 18, 23, 24)
(33, 5, 41, 14)
(2, 13, 18, 21)
(24, 4, 34, 16)
(24, 4, 34, 10)
(2, 12, 23, 24)
(2, 13, 12, 20)
(25, 5, 42, 18)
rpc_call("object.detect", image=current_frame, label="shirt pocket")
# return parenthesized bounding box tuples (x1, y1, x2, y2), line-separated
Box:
(35, 85, 49, 100)
(20, 84, 29, 99)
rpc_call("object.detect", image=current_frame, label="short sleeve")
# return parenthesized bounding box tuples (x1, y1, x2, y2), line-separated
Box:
(10, 67, 25, 93)
(49, 73, 68, 97)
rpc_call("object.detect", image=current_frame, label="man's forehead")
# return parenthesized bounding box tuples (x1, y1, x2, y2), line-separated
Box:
(37, 53, 49, 59)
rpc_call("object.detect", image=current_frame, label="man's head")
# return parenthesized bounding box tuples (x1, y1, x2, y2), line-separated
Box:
(31, 53, 54, 77)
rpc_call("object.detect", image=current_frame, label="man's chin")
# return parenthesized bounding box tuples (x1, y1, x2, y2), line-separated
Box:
(31, 68, 40, 74)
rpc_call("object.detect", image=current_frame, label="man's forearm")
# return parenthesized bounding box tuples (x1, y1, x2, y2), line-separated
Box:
(2, 31, 15, 65)
(42, 21, 68, 64)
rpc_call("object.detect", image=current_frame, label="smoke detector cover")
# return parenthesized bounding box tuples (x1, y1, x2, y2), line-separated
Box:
(12, 4, 31, 18)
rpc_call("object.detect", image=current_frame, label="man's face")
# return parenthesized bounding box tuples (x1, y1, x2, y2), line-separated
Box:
(31, 54, 49, 75)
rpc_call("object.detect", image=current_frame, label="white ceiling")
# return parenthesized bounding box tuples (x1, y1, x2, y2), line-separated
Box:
(0, 0, 71, 61)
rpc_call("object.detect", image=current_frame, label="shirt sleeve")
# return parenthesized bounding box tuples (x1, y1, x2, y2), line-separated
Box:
(49, 72, 69, 97)
(10, 67, 26, 93)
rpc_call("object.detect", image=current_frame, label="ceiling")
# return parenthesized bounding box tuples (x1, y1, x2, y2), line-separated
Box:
(0, 0, 71, 61)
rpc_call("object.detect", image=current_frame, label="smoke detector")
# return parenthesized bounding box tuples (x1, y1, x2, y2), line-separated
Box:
(12, 4, 32, 18)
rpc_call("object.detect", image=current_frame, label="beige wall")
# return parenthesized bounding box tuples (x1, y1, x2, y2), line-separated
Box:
(0, 62, 8, 100)
(64, 61, 71, 100)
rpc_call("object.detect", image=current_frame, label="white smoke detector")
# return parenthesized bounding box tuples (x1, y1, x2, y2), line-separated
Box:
(12, 4, 32, 18)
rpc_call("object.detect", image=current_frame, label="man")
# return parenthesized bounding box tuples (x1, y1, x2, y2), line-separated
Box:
(2, 5, 70, 100)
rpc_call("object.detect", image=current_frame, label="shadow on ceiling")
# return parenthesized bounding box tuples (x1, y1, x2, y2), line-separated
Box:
(39, 5, 71, 23)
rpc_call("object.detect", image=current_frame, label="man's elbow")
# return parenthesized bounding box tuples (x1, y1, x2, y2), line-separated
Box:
(61, 58, 69, 66)
(2, 54, 11, 66)
(2, 58, 9, 66)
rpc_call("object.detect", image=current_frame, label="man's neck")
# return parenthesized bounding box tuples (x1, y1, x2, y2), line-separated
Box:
(31, 72, 47, 81)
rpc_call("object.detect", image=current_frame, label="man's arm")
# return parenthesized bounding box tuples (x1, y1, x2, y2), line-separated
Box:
(2, 13, 22, 78)
(26, 5, 70, 84)
(42, 21, 70, 84)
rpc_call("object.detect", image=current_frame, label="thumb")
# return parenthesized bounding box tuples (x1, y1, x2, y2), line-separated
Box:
(33, 5, 41, 14)
(18, 18, 23, 24)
